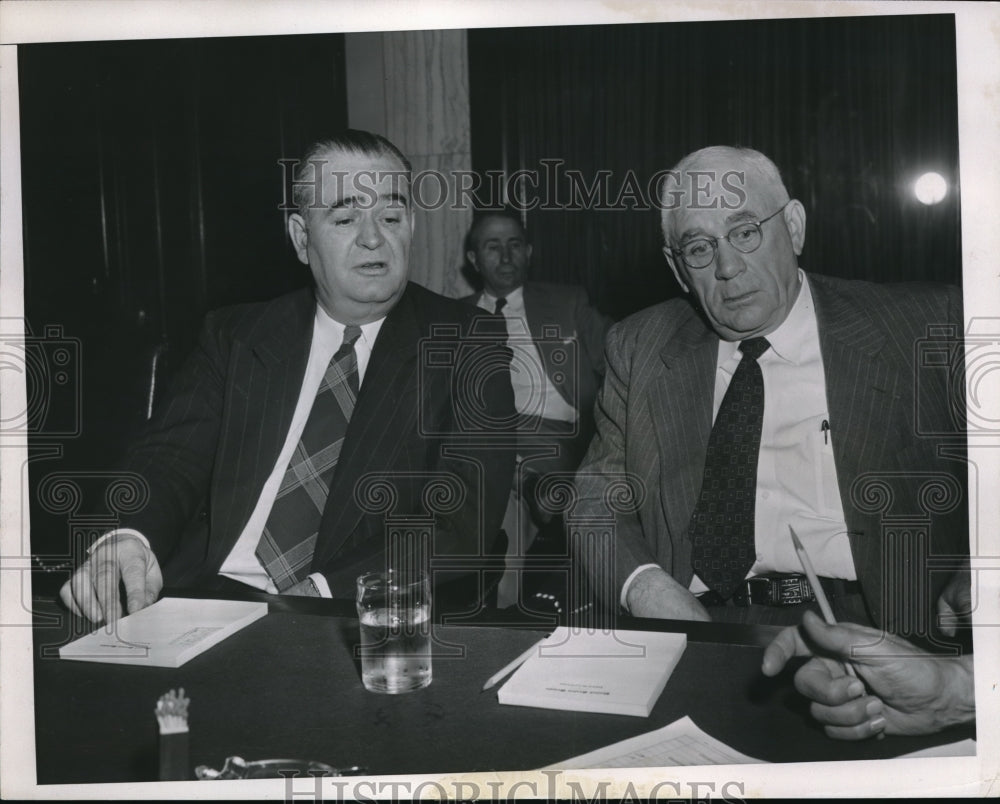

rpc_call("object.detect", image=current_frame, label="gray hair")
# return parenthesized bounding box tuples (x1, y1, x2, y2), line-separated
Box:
(660, 146, 790, 242)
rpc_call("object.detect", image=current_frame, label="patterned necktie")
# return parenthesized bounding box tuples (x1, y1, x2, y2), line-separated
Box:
(256, 325, 362, 591)
(689, 336, 770, 599)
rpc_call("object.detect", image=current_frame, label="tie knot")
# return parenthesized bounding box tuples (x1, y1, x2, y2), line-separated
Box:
(493, 297, 507, 314)
(739, 337, 770, 361)
(342, 324, 362, 348)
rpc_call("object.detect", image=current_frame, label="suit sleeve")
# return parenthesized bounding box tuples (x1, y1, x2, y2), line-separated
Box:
(572, 321, 660, 606)
(572, 286, 614, 378)
(116, 313, 228, 562)
(435, 314, 516, 559)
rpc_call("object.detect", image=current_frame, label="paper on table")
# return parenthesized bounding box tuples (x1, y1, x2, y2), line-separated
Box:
(497, 627, 686, 717)
(59, 597, 267, 668)
(545, 715, 767, 768)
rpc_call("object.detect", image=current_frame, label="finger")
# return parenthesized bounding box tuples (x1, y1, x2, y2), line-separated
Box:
(144, 552, 164, 607)
(68, 565, 103, 623)
(59, 577, 85, 618)
(937, 596, 958, 638)
(809, 695, 882, 728)
(119, 550, 152, 615)
(761, 625, 809, 676)
(794, 657, 865, 706)
(823, 715, 887, 742)
(798, 609, 881, 661)
(91, 557, 122, 624)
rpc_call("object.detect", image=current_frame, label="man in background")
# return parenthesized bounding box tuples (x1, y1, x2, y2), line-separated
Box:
(464, 209, 611, 608)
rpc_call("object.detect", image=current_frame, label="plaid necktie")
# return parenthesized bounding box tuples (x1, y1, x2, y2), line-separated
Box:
(689, 337, 770, 599)
(256, 325, 362, 591)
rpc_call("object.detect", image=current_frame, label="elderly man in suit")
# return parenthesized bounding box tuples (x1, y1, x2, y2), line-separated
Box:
(463, 210, 611, 607)
(574, 146, 967, 632)
(61, 130, 515, 623)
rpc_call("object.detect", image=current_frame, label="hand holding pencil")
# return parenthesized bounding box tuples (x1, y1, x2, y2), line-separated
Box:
(763, 526, 975, 740)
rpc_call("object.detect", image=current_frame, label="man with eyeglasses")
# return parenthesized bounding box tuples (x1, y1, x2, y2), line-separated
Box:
(573, 146, 967, 633)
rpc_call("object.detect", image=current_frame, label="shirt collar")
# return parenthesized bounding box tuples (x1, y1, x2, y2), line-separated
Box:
(314, 302, 385, 349)
(482, 285, 525, 312)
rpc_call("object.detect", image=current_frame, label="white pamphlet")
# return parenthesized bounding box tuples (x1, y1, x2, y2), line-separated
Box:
(59, 597, 268, 668)
(497, 627, 686, 717)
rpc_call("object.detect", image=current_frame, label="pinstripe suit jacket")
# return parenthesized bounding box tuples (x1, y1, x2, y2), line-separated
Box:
(574, 273, 967, 631)
(117, 282, 515, 599)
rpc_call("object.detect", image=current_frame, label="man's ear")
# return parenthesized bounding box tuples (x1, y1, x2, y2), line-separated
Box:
(663, 246, 689, 293)
(525, 243, 533, 263)
(784, 199, 807, 256)
(288, 213, 309, 265)
(466, 250, 479, 271)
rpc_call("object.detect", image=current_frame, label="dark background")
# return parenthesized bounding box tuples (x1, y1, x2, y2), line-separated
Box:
(469, 14, 961, 317)
(21, 15, 961, 560)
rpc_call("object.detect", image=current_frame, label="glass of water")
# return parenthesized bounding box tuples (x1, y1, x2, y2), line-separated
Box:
(355, 570, 432, 694)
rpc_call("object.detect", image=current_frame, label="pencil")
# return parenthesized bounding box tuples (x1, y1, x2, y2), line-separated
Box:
(789, 525, 859, 680)
(481, 635, 548, 692)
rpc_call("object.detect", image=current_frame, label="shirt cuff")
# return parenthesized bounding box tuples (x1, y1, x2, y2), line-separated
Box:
(620, 563, 662, 611)
(87, 528, 151, 555)
(308, 572, 332, 598)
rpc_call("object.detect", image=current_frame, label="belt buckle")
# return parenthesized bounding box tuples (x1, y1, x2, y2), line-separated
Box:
(732, 577, 771, 606)
(775, 574, 815, 606)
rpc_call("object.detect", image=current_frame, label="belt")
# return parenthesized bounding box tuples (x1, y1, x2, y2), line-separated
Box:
(696, 573, 861, 608)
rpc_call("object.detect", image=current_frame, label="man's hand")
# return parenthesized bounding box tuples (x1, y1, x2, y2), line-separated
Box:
(59, 533, 163, 623)
(626, 566, 712, 622)
(937, 562, 972, 637)
(762, 610, 975, 740)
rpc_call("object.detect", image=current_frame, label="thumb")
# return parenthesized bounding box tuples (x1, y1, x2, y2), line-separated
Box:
(761, 624, 810, 676)
(797, 609, 859, 661)
(937, 594, 958, 638)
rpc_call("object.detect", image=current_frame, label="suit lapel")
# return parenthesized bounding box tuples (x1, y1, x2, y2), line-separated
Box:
(523, 283, 577, 405)
(209, 290, 314, 568)
(649, 315, 718, 562)
(312, 286, 421, 566)
(812, 276, 903, 626)
(523, 283, 555, 341)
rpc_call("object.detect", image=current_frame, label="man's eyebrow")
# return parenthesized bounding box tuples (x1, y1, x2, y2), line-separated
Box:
(723, 209, 760, 225)
(676, 210, 762, 241)
(328, 191, 409, 210)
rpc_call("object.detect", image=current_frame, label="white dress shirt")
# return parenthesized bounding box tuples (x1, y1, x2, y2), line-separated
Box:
(101, 303, 384, 598)
(622, 271, 856, 607)
(477, 286, 578, 423)
(218, 306, 384, 594)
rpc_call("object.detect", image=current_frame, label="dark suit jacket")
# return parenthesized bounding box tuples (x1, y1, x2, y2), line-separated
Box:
(118, 282, 516, 601)
(574, 273, 968, 633)
(463, 281, 611, 470)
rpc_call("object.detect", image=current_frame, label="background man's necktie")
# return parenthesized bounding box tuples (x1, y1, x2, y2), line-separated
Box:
(689, 336, 770, 599)
(494, 297, 507, 314)
(256, 325, 362, 591)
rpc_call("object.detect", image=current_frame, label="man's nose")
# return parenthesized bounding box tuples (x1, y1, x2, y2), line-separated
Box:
(714, 241, 745, 280)
(356, 215, 384, 249)
(499, 245, 512, 264)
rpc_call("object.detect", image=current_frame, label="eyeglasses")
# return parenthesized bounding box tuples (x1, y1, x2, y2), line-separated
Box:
(670, 202, 789, 269)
